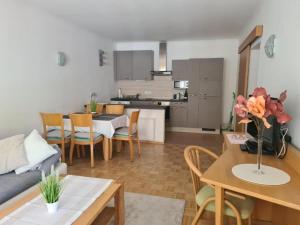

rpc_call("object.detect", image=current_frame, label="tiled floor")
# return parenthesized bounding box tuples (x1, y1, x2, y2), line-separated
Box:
(67, 132, 229, 225)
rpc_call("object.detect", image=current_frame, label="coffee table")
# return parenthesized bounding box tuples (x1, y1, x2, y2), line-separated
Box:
(0, 177, 124, 225)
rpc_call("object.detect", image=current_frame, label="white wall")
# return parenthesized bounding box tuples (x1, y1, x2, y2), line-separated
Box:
(115, 40, 240, 123)
(0, 0, 115, 138)
(240, 0, 300, 147)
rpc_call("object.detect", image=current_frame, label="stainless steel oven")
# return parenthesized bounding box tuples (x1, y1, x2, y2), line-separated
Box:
(174, 80, 189, 89)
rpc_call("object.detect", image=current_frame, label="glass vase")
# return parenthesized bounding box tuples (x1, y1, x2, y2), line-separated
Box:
(256, 125, 264, 175)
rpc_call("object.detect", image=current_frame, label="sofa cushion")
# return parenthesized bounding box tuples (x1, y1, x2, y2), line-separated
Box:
(0, 146, 61, 205)
(0, 134, 28, 175)
(15, 130, 57, 174)
(0, 170, 41, 205)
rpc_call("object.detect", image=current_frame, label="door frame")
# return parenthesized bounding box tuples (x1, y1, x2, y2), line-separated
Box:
(235, 25, 263, 132)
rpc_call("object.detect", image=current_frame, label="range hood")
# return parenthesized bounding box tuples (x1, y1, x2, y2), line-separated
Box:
(151, 42, 172, 76)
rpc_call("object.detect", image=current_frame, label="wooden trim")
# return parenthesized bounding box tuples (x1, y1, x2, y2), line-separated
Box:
(238, 25, 263, 53)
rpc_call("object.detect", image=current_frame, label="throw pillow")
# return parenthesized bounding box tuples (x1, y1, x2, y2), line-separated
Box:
(15, 129, 57, 174)
(0, 134, 28, 175)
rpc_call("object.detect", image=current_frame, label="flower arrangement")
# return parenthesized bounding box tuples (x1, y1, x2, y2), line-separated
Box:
(40, 165, 62, 213)
(234, 87, 292, 129)
(234, 87, 292, 173)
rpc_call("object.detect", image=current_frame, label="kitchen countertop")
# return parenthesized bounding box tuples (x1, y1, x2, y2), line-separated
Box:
(124, 104, 168, 110)
(110, 97, 188, 102)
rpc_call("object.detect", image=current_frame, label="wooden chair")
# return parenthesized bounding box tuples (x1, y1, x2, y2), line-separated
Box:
(110, 111, 141, 161)
(184, 146, 255, 225)
(69, 114, 103, 168)
(86, 103, 104, 114)
(40, 113, 71, 162)
(106, 104, 124, 114)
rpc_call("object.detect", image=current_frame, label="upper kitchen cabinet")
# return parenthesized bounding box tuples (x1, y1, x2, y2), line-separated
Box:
(132, 50, 154, 80)
(114, 50, 154, 80)
(114, 51, 132, 80)
(172, 60, 189, 80)
(198, 58, 224, 82)
(188, 58, 224, 95)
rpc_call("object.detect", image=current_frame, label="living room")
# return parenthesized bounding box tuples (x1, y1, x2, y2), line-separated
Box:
(1, 0, 300, 225)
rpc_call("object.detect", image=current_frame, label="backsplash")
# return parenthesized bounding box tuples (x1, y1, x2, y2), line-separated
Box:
(116, 76, 182, 99)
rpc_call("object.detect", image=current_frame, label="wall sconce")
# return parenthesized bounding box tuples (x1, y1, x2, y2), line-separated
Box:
(57, 52, 66, 66)
(98, 49, 105, 66)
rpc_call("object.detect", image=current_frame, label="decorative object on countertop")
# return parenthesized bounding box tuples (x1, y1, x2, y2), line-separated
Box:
(90, 92, 97, 113)
(234, 87, 292, 177)
(40, 165, 62, 213)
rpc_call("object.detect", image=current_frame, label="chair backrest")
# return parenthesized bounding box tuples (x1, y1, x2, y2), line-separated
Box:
(128, 110, 140, 135)
(86, 103, 104, 113)
(106, 104, 124, 114)
(40, 113, 64, 138)
(184, 146, 218, 196)
(69, 113, 93, 134)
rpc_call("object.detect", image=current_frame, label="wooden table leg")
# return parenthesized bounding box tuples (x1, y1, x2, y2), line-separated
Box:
(215, 185, 224, 225)
(114, 182, 125, 225)
(103, 137, 110, 161)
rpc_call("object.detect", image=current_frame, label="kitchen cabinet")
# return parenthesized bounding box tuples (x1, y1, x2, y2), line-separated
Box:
(188, 58, 223, 95)
(114, 50, 154, 80)
(187, 95, 199, 128)
(170, 102, 188, 127)
(114, 51, 132, 80)
(132, 51, 154, 80)
(198, 97, 222, 129)
(172, 60, 189, 80)
(125, 108, 165, 143)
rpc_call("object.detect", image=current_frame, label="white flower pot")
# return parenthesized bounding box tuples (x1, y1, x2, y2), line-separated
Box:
(46, 201, 59, 213)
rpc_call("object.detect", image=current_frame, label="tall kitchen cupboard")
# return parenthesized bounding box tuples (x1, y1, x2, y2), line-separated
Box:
(187, 58, 224, 131)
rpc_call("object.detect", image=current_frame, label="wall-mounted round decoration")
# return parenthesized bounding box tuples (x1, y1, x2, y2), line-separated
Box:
(264, 34, 276, 58)
(57, 52, 66, 66)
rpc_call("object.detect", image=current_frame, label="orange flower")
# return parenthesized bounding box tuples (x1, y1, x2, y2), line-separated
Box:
(247, 96, 266, 119)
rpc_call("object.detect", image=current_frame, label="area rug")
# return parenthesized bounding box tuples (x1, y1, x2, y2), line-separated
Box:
(108, 192, 185, 225)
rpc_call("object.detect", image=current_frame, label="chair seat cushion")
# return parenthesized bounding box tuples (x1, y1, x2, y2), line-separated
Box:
(74, 132, 102, 141)
(114, 127, 136, 137)
(196, 185, 255, 219)
(47, 130, 71, 140)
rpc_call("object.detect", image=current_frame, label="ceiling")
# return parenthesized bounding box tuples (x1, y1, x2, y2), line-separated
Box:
(25, 0, 262, 41)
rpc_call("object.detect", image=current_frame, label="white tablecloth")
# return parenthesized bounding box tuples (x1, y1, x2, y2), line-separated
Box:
(63, 115, 128, 138)
(0, 175, 113, 225)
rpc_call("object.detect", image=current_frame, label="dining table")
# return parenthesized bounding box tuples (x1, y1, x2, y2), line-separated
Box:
(201, 131, 300, 225)
(63, 113, 128, 161)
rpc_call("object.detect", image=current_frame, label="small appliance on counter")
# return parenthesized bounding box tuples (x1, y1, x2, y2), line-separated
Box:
(174, 80, 189, 89)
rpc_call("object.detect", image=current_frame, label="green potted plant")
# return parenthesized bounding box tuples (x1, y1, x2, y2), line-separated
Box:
(90, 92, 97, 113)
(40, 165, 62, 213)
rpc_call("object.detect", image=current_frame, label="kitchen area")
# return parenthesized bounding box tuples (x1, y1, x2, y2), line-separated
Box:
(110, 42, 224, 144)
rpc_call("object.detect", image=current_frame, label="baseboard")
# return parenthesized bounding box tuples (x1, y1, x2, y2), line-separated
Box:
(166, 127, 220, 134)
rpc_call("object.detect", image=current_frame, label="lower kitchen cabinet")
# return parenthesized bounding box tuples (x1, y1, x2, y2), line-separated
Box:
(198, 97, 222, 129)
(187, 95, 199, 128)
(169, 102, 188, 127)
(125, 108, 165, 143)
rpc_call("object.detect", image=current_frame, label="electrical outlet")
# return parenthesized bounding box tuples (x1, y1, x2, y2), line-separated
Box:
(144, 90, 152, 95)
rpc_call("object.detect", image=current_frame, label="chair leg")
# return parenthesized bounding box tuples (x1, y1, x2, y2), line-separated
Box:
(69, 142, 75, 166)
(76, 145, 81, 158)
(191, 205, 206, 225)
(248, 217, 252, 225)
(90, 144, 95, 168)
(136, 134, 141, 157)
(61, 142, 65, 162)
(109, 138, 113, 159)
(129, 139, 134, 162)
(81, 145, 86, 157)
